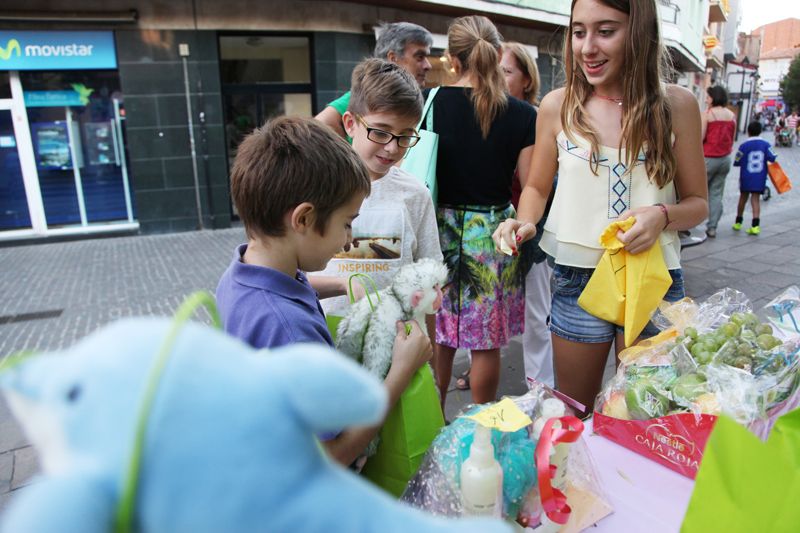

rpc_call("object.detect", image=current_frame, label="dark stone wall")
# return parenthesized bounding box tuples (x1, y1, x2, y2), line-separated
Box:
(313, 32, 374, 113)
(115, 28, 556, 235)
(116, 30, 230, 234)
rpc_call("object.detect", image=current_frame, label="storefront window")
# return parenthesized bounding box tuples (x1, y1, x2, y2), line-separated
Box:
(220, 36, 311, 84)
(0, 71, 10, 99)
(0, 109, 31, 230)
(21, 70, 134, 227)
(219, 35, 314, 168)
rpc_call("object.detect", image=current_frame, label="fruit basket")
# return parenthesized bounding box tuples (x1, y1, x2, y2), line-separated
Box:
(594, 287, 800, 478)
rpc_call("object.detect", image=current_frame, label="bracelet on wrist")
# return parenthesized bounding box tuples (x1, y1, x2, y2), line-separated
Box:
(653, 203, 671, 229)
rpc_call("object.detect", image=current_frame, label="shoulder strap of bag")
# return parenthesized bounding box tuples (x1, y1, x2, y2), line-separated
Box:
(416, 86, 440, 132)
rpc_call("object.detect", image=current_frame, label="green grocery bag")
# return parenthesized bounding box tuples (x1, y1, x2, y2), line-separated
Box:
(401, 87, 439, 203)
(681, 409, 800, 532)
(361, 363, 445, 497)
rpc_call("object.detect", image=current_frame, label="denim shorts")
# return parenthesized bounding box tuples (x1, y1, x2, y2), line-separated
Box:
(549, 263, 685, 344)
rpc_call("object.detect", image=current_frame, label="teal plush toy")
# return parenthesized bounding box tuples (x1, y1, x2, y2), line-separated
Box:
(0, 297, 510, 533)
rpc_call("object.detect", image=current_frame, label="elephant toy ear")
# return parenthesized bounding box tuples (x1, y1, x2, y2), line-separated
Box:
(268, 343, 387, 435)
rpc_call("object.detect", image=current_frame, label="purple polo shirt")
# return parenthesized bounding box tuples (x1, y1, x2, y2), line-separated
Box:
(216, 244, 334, 350)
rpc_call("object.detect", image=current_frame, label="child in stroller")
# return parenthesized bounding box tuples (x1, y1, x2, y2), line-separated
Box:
(775, 124, 793, 147)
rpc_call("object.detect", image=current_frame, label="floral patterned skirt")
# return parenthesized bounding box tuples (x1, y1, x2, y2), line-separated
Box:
(435, 203, 525, 350)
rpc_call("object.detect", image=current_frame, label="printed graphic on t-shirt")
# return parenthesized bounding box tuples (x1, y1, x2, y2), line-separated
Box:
(333, 207, 405, 262)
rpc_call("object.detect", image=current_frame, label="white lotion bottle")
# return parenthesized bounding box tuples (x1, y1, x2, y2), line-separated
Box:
(460, 424, 503, 517)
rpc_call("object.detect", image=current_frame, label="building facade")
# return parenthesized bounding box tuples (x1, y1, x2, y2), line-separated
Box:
(3, 1, 724, 242)
(753, 18, 800, 112)
(0, 0, 570, 242)
(657, 0, 714, 100)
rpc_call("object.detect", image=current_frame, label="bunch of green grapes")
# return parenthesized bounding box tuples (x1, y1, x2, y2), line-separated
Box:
(675, 312, 783, 372)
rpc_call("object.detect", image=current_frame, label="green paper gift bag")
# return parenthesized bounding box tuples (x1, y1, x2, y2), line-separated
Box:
(361, 363, 445, 497)
(326, 272, 444, 496)
(326, 315, 343, 343)
(681, 409, 800, 532)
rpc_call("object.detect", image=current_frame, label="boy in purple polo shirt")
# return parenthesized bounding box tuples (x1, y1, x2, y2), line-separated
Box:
(216, 117, 432, 467)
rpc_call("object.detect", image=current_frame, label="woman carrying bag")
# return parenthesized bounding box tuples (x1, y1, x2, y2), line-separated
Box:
(423, 15, 536, 410)
(701, 85, 736, 238)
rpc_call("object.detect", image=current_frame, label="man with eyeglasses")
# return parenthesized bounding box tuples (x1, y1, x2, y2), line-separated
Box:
(315, 21, 433, 139)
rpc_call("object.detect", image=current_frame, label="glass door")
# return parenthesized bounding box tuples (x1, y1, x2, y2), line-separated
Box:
(0, 104, 32, 230)
(20, 70, 135, 229)
(219, 35, 314, 217)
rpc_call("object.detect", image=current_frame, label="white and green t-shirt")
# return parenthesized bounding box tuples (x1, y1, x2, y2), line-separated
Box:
(314, 166, 442, 316)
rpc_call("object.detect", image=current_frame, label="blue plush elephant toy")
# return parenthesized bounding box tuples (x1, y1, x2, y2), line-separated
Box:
(0, 312, 510, 533)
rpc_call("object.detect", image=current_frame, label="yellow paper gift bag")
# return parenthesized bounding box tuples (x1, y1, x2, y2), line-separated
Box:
(577, 217, 672, 346)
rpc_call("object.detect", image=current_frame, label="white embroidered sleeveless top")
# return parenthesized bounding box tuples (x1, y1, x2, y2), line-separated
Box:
(539, 131, 681, 269)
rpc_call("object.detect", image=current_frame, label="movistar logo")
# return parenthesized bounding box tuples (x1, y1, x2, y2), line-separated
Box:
(0, 37, 95, 60)
(0, 39, 21, 60)
(71, 83, 94, 105)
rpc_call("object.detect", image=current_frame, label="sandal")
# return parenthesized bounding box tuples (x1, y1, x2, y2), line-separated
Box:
(455, 368, 471, 390)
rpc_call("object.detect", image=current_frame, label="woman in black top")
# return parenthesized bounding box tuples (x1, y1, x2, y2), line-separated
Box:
(424, 15, 536, 410)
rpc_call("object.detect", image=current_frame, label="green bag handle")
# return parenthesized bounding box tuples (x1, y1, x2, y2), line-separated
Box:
(115, 291, 221, 533)
(347, 273, 413, 336)
(348, 273, 381, 310)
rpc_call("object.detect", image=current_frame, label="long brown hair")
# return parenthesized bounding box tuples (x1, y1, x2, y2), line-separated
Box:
(561, 0, 676, 188)
(503, 42, 540, 106)
(447, 15, 507, 138)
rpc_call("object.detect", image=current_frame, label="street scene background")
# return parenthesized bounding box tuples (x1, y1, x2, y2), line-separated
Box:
(2, 133, 799, 509)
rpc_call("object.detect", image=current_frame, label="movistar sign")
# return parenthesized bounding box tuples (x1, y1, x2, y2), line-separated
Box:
(0, 31, 116, 71)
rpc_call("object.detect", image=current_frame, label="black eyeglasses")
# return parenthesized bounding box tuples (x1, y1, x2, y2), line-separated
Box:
(356, 115, 421, 148)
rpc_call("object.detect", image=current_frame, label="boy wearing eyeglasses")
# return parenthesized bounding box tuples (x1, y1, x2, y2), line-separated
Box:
(310, 58, 443, 341)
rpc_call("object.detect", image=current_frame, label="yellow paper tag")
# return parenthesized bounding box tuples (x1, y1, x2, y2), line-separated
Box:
(465, 397, 532, 433)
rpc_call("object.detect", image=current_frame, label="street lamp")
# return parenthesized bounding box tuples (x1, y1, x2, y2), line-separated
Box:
(725, 66, 755, 138)
(746, 71, 760, 129)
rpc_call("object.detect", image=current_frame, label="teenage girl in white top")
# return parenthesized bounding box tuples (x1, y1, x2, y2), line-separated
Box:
(493, 0, 708, 410)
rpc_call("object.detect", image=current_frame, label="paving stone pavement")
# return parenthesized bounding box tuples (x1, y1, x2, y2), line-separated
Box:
(1, 133, 798, 513)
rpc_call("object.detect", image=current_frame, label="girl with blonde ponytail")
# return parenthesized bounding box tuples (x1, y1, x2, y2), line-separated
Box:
(424, 15, 537, 410)
(446, 15, 508, 137)
(494, 0, 708, 411)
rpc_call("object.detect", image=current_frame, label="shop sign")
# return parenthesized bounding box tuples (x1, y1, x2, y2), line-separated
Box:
(0, 31, 116, 71)
(24, 84, 94, 107)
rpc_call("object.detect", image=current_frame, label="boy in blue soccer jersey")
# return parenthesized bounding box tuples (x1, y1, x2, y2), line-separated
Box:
(732, 121, 777, 235)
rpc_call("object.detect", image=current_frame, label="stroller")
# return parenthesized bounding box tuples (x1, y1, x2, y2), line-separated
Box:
(776, 127, 793, 147)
